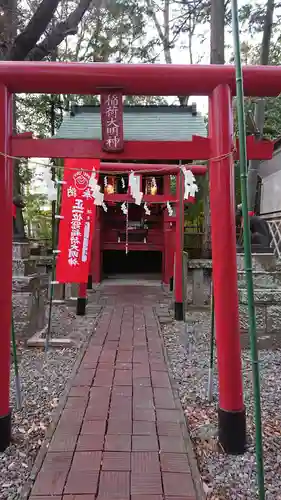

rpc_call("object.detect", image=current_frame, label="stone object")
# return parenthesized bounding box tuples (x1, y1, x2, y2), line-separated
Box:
(181, 259, 212, 307)
(188, 259, 212, 307)
(236, 207, 272, 251)
(13, 194, 27, 242)
(237, 253, 281, 349)
(12, 242, 48, 341)
(27, 331, 73, 348)
(171, 257, 212, 308)
(180, 252, 281, 349)
(192, 269, 205, 306)
(65, 283, 79, 302)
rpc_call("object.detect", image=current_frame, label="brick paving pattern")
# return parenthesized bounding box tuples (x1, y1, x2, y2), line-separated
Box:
(29, 285, 198, 499)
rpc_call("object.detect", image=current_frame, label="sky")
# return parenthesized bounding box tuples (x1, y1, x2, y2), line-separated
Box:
(155, 0, 261, 115)
(147, 15, 210, 114)
(160, 29, 235, 115)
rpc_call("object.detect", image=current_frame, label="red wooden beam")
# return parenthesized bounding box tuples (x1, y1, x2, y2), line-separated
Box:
(100, 163, 207, 175)
(11, 136, 210, 161)
(104, 194, 174, 203)
(235, 136, 274, 160)
(0, 61, 281, 97)
(11, 136, 273, 161)
(103, 193, 194, 203)
(102, 243, 163, 251)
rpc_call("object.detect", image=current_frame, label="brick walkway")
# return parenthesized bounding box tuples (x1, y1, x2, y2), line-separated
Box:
(29, 284, 199, 500)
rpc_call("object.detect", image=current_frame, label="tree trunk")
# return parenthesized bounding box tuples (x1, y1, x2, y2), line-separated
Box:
(210, 0, 224, 65)
(145, 0, 189, 105)
(7, 0, 60, 60)
(26, 0, 94, 61)
(0, 0, 16, 58)
(202, 0, 225, 257)
(247, 0, 275, 212)
(7, 0, 96, 63)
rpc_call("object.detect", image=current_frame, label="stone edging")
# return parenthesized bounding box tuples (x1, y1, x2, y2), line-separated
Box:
(154, 308, 206, 500)
(19, 308, 103, 500)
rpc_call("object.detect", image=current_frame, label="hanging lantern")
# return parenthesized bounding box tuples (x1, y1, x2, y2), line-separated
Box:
(104, 175, 116, 195)
(145, 176, 157, 196)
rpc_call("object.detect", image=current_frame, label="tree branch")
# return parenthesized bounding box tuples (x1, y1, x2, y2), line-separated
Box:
(146, 0, 165, 43)
(7, 0, 60, 61)
(26, 0, 95, 61)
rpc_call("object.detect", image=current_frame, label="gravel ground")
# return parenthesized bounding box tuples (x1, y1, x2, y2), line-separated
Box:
(162, 310, 281, 500)
(0, 302, 99, 500)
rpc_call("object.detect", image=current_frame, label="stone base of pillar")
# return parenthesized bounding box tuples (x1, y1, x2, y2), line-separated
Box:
(76, 297, 86, 316)
(218, 407, 246, 455)
(0, 409, 11, 452)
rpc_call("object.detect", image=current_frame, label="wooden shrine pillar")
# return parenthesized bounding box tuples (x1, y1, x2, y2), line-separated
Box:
(92, 207, 101, 283)
(163, 216, 174, 285)
(209, 84, 245, 454)
(174, 171, 184, 320)
(163, 175, 171, 284)
(0, 85, 13, 451)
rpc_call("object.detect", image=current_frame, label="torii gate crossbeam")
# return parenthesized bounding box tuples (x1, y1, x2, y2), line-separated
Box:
(0, 61, 280, 96)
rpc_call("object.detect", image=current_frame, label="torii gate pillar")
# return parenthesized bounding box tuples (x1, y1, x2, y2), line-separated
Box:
(209, 84, 246, 454)
(174, 172, 184, 320)
(0, 84, 12, 451)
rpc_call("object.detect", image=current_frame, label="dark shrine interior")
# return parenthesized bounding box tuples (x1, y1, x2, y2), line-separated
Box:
(102, 250, 162, 277)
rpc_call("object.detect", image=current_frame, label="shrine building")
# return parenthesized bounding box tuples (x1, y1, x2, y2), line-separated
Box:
(55, 104, 207, 282)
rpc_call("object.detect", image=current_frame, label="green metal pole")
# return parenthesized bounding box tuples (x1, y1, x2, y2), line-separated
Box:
(11, 314, 22, 410)
(231, 1, 265, 498)
(207, 283, 215, 402)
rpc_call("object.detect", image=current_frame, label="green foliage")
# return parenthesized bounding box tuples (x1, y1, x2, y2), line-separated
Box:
(17, 93, 63, 138)
(170, 175, 176, 195)
(24, 192, 52, 241)
(170, 173, 205, 225)
(185, 175, 205, 222)
(233, 91, 281, 142)
(235, 163, 242, 205)
(72, 0, 156, 64)
(124, 96, 167, 105)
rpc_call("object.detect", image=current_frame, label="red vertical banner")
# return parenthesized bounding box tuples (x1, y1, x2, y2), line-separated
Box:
(100, 90, 124, 152)
(56, 159, 100, 283)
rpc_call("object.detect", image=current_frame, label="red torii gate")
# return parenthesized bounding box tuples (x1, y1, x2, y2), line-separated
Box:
(0, 62, 278, 456)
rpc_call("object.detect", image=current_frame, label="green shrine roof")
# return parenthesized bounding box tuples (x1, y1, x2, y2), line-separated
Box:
(55, 104, 207, 142)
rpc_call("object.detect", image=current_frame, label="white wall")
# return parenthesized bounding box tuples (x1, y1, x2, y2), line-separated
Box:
(259, 147, 281, 178)
(260, 169, 281, 217)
